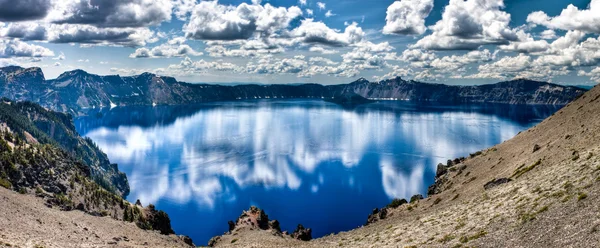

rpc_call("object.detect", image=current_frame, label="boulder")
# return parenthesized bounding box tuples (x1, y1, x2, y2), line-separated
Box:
(227, 220, 235, 232)
(291, 224, 312, 241)
(484, 178, 512, 190)
(436, 163, 447, 177)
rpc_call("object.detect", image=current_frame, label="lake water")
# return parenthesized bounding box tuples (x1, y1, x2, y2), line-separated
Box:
(74, 100, 560, 245)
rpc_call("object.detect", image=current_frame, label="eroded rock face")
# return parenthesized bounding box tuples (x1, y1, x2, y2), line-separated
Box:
(291, 224, 312, 241)
(366, 207, 389, 225)
(208, 206, 312, 246)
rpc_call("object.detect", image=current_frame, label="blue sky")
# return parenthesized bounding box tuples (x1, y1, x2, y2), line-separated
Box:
(0, 0, 599, 85)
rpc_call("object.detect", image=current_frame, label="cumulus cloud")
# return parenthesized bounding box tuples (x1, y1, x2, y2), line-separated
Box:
(373, 65, 413, 81)
(47, 25, 156, 46)
(400, 49, 436, 63)
(540, 30, 557, 40)
(167, 56, 240, 76)
(247, 56, 308, 74)
(172, 0, 198, 20)
(325, 10, 335, 18)
(430, 49, 494, 72)
(130, 41, 203, 58)
(413, 0, 520, 50)
(184, 1, 302, 41)
(527, 0, 600, 33)
(308, 46, 338, 54)
(49, 0, 173, 28)
(0, 0, 51, 22)
(383, 0, 434, 36)
(291, 20, 364, 47)
(578, 67, 600, 83)
(0, 21, 157, 47)
(0, 39, 54, 58)
(1, 23, 48, 41)
(467, 53, 570, 81)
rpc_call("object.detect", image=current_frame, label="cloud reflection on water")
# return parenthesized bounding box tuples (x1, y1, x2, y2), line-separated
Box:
(82, 101, 548, 209)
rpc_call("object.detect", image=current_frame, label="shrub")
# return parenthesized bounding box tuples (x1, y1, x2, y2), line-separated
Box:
(387, 198, 408, 208)
(578, 192, 588, 201)
(0, 178, 11, 189)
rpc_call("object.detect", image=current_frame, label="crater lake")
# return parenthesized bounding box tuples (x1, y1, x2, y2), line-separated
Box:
(74, 100, 560, 245)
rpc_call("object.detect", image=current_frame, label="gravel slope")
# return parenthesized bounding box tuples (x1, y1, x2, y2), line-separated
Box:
(0, 188, 192, 248)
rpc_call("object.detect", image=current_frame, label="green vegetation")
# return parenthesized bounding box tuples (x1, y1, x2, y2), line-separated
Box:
(0, 99, 128, 196)
(459, 230, 487, 243)
(387, 198, 408, 208)
(469, 151, 483, 158)
(512, 159, 542, 179)
(0, 177, 11, 189)
(578, 192, 588, 201)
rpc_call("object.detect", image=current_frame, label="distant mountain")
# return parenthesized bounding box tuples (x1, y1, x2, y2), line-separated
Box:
(0, 66, 587, 115)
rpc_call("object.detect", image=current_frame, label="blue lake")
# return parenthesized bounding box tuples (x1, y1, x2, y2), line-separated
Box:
(74, 100, 560, 245)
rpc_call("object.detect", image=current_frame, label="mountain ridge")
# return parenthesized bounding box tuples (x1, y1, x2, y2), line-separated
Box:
(0, 66, 586, 115)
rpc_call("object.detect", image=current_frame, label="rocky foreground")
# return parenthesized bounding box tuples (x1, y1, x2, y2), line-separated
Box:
(207, 84, 600, 247)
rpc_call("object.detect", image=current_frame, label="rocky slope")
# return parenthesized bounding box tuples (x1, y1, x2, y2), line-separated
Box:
(0, 66, 586, 115)
(0, 99, 192, 247)
(207, 84, 600, 247)
(0, 98, 128, 196)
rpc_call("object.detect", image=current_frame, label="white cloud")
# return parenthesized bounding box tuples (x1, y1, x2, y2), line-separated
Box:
(306, 9, 313, 16)
(291, 20, 364, 47)
(246, 56, 308, 74)
(317, 2, 326, 10)
(578, 67, 600, 83)
(308, 46, 338, 54)
(400, 49, 436, 63)
(184, 1, 302, 41)
(373, 65, 413, 81)
(527, 0, 600, 33)
(299, 0, 307, 6)
(130, 40, 203, 58)
(325, 10, 335, 18)
(173, 0, 198, 20)
(53, 61, 61, 66)
(383, 0, 434, 36)
(413, 0, 520, 50)
(540, 30, 557, 40)
(53, 52, 65, 60)
(165, 57, 241, 76)
(0, 39, 54, 58)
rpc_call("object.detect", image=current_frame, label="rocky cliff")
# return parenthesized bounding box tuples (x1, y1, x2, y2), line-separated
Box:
(0, 99, 129, 196)
(0, 66, 586, 115)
